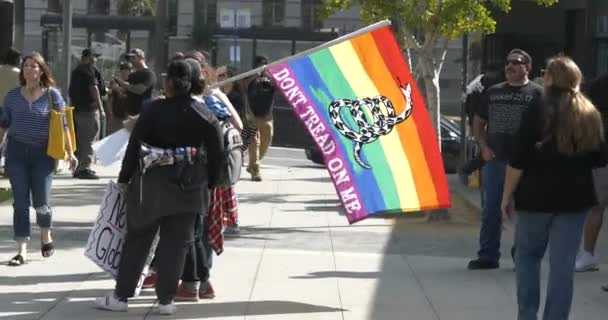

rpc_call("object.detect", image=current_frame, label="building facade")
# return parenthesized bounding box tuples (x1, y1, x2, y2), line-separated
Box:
(483, 0, 608, 81)
(17, 0, 467, 119)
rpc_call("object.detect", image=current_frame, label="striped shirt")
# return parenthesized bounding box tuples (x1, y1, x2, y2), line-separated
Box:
(0, 87, 66, 146)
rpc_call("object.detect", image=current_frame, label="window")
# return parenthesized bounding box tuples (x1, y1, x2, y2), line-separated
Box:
(302, 0, 322, 30)
(168, 0, 178, 36)
(88, 0, 110, 14)
(263, 0, 285, 27)
(48, 0, 62, 13)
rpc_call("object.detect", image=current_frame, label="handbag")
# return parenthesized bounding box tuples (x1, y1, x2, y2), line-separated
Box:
(46, 88, 77, 160)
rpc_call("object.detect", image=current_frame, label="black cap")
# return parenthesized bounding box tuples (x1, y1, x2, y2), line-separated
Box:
(82, 48, 101, 58)
(125, 48, 145, 59)
(507, 49, 532, 66)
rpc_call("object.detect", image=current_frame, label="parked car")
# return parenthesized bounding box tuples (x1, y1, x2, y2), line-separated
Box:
(305, 115, 474, 173)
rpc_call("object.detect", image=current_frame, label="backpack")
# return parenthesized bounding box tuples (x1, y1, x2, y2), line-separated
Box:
(190, 98, 244, 187)
(216, 120, 244, 186)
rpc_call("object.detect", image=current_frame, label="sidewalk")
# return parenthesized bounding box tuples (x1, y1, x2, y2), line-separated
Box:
(0, 159, 607, 320)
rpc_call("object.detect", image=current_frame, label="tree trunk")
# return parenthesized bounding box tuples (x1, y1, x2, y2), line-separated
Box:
(423, 73, 441, 149)
(415, 48, 451, 222)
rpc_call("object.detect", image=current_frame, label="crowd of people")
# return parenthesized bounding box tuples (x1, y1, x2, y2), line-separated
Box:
(463, 49, 608, 319)
(1, 43, 607, 318)
(0, 46, 277, 314)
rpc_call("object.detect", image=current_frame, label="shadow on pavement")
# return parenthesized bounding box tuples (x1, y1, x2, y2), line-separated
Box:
(171, 300, 345, 318)
(0, 272, 107, 286)
(0, 221, 94, 257)
(290, 271, 381, 279)
(51, 184, 108, 208)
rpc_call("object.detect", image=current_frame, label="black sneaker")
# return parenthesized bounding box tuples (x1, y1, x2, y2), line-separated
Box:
(467, 258, 499, 270)
(76, 169, 99, 180)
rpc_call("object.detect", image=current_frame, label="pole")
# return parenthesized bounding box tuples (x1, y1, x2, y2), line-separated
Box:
(155, 0, 167, 73)
(460, 33, 469, 168)
(62, 0, 72, 100)
(213, 19, 392, 88)
(233, 9, 238, 66)
(14, 0, 24, 51)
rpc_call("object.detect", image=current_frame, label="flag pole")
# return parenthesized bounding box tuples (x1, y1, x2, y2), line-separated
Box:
(212, 19, 392, 88)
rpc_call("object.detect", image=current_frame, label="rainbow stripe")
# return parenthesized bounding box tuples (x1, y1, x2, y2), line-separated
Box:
(268, 26, 451, 223)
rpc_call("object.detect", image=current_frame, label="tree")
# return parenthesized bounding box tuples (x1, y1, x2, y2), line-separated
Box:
(116, 0, 156, 16)
(320, 0, 559, 221)
(320, 0, 558, 141)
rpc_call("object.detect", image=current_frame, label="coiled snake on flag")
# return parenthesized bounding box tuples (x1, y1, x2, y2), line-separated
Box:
(329, 83, 414, 169)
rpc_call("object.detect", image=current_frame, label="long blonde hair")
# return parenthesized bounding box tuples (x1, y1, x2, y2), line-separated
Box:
(542, 56, 604, 156)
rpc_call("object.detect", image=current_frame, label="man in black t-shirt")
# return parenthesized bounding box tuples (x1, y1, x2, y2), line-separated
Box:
(114, 48, 156, 116)
(69, 48, 107, 180)
(469, 49, 544, 270)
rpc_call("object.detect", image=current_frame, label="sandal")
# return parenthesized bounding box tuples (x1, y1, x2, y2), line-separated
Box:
(41, 242, 54, 258)
(8, 254, 25, 266)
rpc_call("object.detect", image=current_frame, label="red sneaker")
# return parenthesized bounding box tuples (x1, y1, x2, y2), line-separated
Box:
(199, 282, 216, 299)
(142, 272, 157, 289)
(175, 284, 200, 302)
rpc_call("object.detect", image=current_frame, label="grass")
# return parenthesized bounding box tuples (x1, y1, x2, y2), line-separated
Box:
(0, 188, 11, 203)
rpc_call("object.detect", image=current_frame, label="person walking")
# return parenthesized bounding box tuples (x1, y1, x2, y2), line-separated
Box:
(574, 71, 608, 272)
(94, 60, 224, 315)
(246, 55, 275, 181)
(0, 47, 21, 175)
(0, 52, 78, 266)
(468, 49, 544, 270)
(69, 48, 106, 180)
(502, 56, 607, 320)
(0, 47, 21, 115)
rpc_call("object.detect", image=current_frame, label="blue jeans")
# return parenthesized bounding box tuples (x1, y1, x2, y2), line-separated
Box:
(515, 211, 587, 320)
(477, 160, 506, 261)
(5, 139, 56, 240)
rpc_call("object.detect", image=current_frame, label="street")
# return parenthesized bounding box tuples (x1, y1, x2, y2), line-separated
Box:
(0, 146, 607, 320)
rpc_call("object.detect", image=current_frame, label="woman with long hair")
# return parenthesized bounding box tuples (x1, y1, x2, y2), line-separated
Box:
(0, 52, 78, 266)
(501, 56, 607, 320)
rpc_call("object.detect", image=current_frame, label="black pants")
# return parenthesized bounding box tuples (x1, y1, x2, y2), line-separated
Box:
(115, 213, 196, 304)
(181, 214, 213, 284)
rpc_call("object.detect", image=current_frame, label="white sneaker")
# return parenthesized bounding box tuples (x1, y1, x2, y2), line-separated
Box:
(575, 251, 599, 272)
(94, 295, 128, 312)
(158, 302, 176, 315)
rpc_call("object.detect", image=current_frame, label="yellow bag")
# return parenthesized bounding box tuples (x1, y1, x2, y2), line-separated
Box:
(46, 89, 76, 160)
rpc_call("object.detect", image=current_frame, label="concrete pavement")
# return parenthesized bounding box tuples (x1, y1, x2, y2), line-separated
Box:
(0, 148, 607, 320)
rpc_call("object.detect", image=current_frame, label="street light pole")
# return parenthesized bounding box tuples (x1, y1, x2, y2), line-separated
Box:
(62, 0, 72, 100)
(460, 33, 469, 169)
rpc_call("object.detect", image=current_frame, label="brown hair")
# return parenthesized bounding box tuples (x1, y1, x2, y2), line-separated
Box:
(542, 56, 604, 156)
(19, 52, 56, 87)
(185, 50, 217, 86)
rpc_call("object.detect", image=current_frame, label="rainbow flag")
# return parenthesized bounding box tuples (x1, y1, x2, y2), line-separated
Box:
(267, 23, 451, 223)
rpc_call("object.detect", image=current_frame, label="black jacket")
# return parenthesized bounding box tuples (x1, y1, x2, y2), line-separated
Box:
(119, 96, 224, 228)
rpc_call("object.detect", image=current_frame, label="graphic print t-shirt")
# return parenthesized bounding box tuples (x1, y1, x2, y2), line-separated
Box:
(476, 81, 544, 161)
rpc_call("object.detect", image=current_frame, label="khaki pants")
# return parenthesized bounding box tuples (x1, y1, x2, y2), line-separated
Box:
(74, 110, 100, 172)
(247, 115, 273, 176)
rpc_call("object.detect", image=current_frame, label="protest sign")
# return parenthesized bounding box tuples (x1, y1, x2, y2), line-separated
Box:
(85, 181, 157, 296)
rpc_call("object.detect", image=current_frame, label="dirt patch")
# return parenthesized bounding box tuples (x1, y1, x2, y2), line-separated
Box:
(0, 188, 11, 203)
(389, 192, 481, 235)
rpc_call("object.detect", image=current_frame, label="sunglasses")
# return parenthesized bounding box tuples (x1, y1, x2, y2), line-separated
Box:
(506, 59, 526, 66)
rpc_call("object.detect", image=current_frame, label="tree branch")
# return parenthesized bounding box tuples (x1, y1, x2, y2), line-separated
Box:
(435, 38, 450, 75)
(401, 27, 421, 50)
